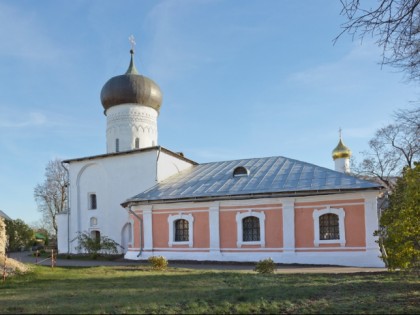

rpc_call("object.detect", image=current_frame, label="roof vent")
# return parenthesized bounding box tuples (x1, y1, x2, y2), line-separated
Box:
(233, 166, 249, 177)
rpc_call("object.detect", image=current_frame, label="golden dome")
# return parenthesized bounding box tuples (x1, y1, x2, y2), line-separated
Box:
(332, 138, 351, 160)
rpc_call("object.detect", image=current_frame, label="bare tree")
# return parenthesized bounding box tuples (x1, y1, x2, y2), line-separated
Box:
(353, 106, 420, 190)
(0, 218, 6, 257)
(384, 107, 420, 168)
(336, 0, 420, 81)
(394, 106, 420, 140)
(34, 159, 69, 239)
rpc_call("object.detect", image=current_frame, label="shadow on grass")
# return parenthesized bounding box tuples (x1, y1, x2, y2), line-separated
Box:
(1, 266, 419, 314)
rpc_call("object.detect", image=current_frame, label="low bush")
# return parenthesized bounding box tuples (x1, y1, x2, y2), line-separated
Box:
(74, 232, 120, 259)
(254, 258, 276, 274)
(148, 255, 168, 271)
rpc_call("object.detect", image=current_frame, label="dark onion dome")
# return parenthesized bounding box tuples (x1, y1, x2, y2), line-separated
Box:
(332, 138, 352, 160)
(100, 50, 162, 112)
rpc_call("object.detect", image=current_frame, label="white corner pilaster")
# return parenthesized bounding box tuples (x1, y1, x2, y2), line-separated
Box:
(142, 205, 153, 251)
(282, 198, 295, 252)
(364, 193, 380, 249)
(209, 202, 220, 254)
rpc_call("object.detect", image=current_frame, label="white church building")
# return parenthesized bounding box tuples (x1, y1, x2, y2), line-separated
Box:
(57, 47, 385, 267)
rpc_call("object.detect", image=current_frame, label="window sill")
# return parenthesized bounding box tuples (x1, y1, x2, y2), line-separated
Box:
(237, 241, 265, 248)
(314, 240, 345, 247)
(168, 241, 193, 248)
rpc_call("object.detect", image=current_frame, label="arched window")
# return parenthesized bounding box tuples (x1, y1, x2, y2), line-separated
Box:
(236, 211, 265, 247)
(319, 213, 339, 240)
(167, 213, 194, 247)
(116, 138, 120, 152)
(313, 207, 346, 247)
(135, 138, 140, 149)
(242, 216, 260, 242)
(174, 219, 189, 242)
(233, 166, 249, 177)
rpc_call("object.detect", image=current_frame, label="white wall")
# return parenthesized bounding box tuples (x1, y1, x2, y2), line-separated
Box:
(157, 150, 196, 181)
(60, 150, 157, 254)
(334, 157, 350, 173)
(57, 148, 195, 255)
(106, 104, 158, 153)
(56, 212, 68, 253)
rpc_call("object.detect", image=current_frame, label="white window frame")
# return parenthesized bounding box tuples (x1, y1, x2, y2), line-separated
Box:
(236, 211, 265, 248)
(168, 213, 194, 247)
(90, 217, 98, 227)
(312, 207, 346, 247)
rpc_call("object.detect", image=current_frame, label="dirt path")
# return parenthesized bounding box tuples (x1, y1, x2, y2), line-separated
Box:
(8, 251, 387, 273)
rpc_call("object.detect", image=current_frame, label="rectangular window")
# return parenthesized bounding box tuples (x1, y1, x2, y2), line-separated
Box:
(89, 193, 97, 210)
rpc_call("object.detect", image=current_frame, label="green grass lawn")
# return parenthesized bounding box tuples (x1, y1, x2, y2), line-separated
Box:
(1, 265, 419, 314)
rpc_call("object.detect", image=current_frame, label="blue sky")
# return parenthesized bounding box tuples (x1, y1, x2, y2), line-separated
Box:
(0, 0, 418, 224)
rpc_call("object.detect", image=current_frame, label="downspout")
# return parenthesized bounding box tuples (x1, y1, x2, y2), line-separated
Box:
(127, 204, 143, 257)
(61, 161, 70, 255)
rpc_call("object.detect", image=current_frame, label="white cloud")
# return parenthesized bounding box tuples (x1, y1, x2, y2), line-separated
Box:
(144, 0, 269, 82)
(143, 1, 208, 80)
(0, 2, 61, 62)
(288, 41, 381, 90)
(345, 125, 383, 138)
(0, 112, 47, 128)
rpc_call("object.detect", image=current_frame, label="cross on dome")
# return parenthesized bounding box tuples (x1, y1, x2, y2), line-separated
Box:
(129, 35, 136, 54)
(332, 128, 351, 160)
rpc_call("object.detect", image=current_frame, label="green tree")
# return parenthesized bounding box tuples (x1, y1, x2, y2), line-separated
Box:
(376, 162, 420, 270)
(5, 219, 35, 252)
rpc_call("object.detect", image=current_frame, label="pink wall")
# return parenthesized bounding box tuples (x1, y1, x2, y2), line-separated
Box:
(220, 204, 282, 249)
(193, 212, 210, 248)
(219, 211, 237, 248)
(131, 198, 367, 252)
(294, 199, 366, 248)
(151, 208, 209, 248)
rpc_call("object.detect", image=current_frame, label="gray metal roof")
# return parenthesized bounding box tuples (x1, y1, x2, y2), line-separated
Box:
(0, 210, 11, 220)
(123, 156, 382, 206)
